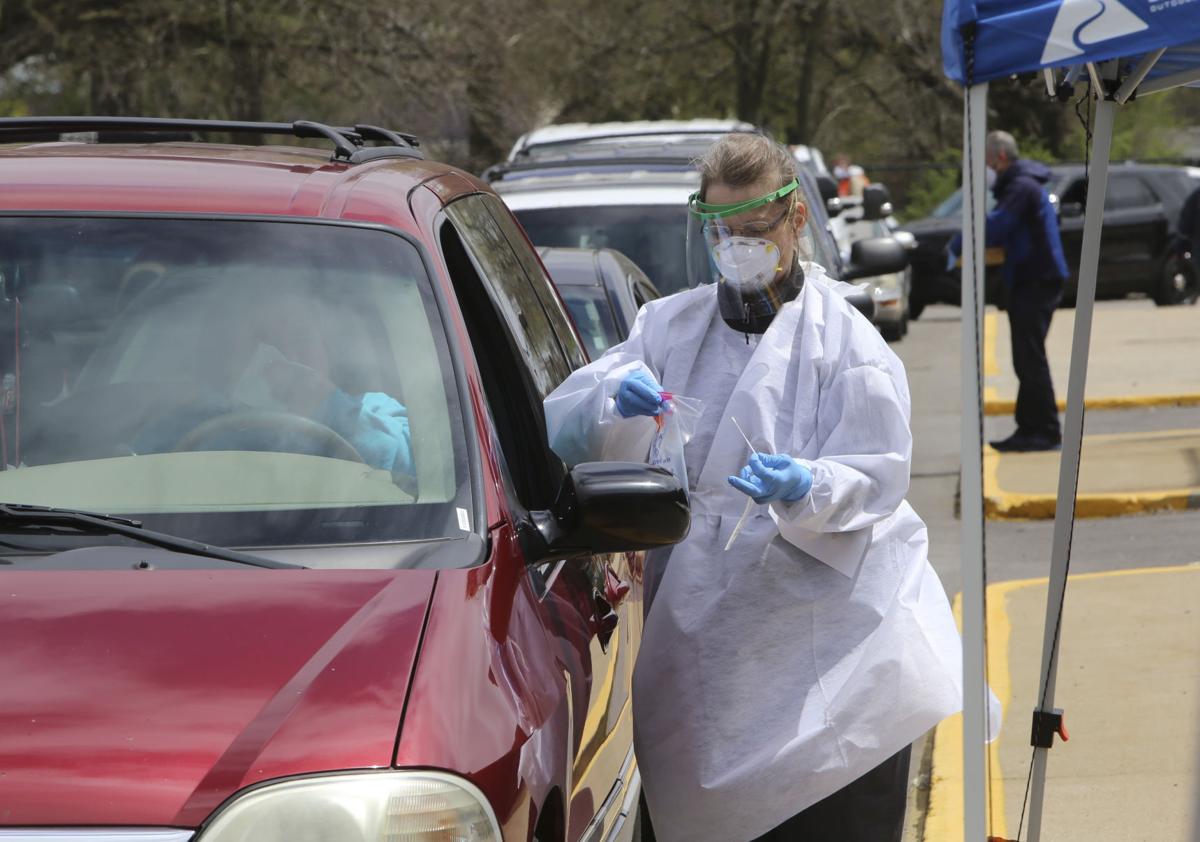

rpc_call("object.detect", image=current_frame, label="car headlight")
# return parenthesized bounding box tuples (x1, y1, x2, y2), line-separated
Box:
(196, 771, 501, 842)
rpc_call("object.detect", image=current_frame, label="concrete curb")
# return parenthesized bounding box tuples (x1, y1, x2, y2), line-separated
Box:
(981, 312, 1200, 416)
(981, 448, 1200, 521)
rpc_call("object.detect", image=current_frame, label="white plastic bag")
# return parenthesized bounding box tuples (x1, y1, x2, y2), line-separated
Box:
(647, 393, 702, 496)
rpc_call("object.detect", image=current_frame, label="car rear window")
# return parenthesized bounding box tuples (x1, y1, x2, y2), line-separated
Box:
(558, 285, 623, 359)
(0, 216, 473, 554)
(515, 205, 690, 296)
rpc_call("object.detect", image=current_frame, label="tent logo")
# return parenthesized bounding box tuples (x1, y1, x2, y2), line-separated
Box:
(1041, 0, 1150, 64)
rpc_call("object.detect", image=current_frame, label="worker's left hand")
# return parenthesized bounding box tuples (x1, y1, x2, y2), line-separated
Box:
(728, 452, 813, 504)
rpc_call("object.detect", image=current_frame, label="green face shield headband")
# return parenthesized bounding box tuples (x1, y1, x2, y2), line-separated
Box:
(687, 178, 800, 220)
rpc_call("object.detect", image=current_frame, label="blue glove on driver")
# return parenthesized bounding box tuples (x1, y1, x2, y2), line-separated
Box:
(615, 369, 664, 418)
(728, 452, 813, 504)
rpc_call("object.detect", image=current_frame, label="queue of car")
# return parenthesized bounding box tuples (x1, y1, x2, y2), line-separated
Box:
(487, 119, 911, 344)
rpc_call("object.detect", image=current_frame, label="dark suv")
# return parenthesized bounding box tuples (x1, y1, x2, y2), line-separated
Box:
(0, 117, 685, 842)
(901, 163, 1200, 313)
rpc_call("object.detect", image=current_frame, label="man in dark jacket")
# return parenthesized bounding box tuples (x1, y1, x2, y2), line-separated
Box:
(953, 131, 1069, 452)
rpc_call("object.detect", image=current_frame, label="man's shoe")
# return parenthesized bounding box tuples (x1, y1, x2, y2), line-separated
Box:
(989, 433, 1062, 453)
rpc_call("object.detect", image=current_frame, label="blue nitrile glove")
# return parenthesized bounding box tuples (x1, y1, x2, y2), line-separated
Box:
(728, 452, 813, 504)
(945, 248, 958, 272)
(318, 390, 413, 475)
(615, 369, 664, 418)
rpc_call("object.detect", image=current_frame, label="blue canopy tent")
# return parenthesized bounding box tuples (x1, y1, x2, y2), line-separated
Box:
(941, 2, 1200, 839)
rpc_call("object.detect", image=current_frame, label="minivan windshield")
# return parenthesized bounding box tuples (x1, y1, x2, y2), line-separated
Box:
(0, 217, 471, 552)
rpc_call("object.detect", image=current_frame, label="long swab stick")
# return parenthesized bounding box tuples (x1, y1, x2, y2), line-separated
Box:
(725, 417, 758, 551)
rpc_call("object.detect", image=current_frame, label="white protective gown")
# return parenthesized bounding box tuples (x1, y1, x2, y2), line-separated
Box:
(544, 265, 968, 842)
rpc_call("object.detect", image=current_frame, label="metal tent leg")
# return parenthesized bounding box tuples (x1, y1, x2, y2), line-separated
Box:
(1026, 94, 1117, 842)
(960, 80, 989, 842)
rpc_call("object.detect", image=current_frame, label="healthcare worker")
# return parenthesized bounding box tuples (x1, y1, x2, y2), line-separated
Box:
(544, 133, 969, 841)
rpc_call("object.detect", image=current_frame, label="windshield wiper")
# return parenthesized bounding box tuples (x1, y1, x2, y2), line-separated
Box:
(0, 503, 302, 569)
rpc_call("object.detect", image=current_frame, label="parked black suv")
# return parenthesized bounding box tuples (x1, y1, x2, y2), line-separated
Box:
(900, 163, 1200, 315)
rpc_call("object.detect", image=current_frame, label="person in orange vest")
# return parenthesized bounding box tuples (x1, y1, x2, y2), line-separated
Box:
(831, 153, 869, 198)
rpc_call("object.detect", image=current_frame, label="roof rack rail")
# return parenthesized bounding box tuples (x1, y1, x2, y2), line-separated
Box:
(483, 155, 700, 182)
(0, 116, 423, 164)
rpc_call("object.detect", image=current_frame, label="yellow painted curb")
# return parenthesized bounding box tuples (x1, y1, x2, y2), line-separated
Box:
(925, 587, 1012, 841)
(983, 312, 999, 378)
(983, 392, 1200, 417)
(923, 565, 1200, 840)
(981, 442, 1200, 521)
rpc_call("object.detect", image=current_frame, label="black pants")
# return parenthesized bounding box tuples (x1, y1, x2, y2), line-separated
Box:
(750, 745, 912, 842)
(1006, 277, 1062, 441)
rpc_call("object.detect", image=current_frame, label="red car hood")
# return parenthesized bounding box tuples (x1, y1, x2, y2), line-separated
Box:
(0, 567, 436, 827)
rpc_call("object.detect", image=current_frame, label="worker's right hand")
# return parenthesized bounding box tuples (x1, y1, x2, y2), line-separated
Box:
(615, 369, 664, 418)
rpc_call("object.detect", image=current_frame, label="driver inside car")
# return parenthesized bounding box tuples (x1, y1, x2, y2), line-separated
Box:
(233, 341, 414, 479)
(108, 277, 416, 486)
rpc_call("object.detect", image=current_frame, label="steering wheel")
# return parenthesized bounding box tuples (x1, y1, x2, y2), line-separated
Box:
(173, 410, 365, 463)
(115, 261, 167, 312)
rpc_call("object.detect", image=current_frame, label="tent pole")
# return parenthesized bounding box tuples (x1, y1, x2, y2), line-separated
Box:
(1026, 91, 1117, 842)
(1114, 48, 1166, 104)
(960, 80, 988, 842)
(1138, 65, 1200, 96)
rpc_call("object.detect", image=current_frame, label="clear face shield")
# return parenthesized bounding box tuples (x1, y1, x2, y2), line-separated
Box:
(686, 179, 805, 332)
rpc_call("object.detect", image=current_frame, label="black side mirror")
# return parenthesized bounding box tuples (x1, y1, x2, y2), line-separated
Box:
(842, 288, 875, 321)
(816, 174, 843, 217)
(523, 462, 690, 562)
(891, 230, 918, 251)
(1059, 202, 1083, 219)
(842, 236, 909, 282)
(862, 184, 894, 221)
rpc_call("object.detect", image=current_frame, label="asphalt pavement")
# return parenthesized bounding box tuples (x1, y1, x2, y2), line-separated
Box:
(895, 302, 1200, 841)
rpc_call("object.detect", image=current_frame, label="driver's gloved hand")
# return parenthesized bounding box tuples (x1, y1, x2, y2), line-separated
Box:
(317, 390, 413, 476)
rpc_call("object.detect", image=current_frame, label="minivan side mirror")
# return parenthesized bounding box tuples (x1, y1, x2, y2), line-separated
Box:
(522, 462, 690, 562)
(842, 237, 909, 282)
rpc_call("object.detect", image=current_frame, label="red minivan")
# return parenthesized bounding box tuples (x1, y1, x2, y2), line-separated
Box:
(0, 118, 687, 842)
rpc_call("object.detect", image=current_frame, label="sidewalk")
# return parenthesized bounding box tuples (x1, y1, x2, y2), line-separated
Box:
(924, 565, 1200, 840)
(984, 429, 1200, 519)
(981, 301, 1200, 520)
(984, 302, 1200, 414)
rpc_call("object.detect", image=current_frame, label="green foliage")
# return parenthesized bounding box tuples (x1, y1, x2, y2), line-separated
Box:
(1, 0, 1196, 177)
(902, 153, 960, 222)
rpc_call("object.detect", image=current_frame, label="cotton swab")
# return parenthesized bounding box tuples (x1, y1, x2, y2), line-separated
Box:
(724, 416, 758, 551)
(724, 497, 755, 551)
(730, 416, 755, 453)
